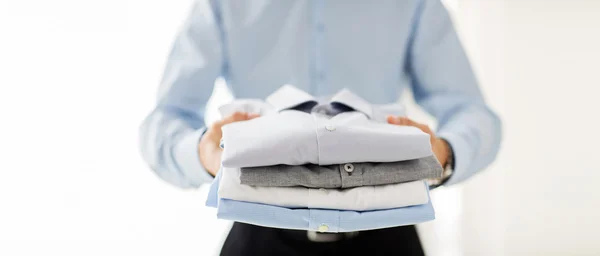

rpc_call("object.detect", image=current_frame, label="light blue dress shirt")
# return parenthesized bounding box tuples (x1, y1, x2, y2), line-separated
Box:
(139, 0, 503, 188)
(206, 170, 435, 232)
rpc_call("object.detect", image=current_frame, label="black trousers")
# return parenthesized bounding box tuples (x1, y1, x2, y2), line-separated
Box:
(220, 222, 424, 256)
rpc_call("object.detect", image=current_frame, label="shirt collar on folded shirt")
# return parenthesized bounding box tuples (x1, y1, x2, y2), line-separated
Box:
(329, 88, 374, 119)
(266, 85, 375, 119)
(266, 84, 318, 112)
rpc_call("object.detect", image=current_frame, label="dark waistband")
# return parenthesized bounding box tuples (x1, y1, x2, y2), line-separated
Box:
(278, 229, 359, 242)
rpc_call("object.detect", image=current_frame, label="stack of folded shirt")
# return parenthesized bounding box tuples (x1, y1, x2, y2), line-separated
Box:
(206, 85, 443, 233)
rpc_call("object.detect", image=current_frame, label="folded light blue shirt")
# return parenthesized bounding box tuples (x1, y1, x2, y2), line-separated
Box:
(206, 171, 435, 232)
(139, 0, 502, 189)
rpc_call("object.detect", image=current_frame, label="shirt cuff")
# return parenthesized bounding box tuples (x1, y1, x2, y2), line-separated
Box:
(438, 131, 473, 186)
(172, 127, 214, 186)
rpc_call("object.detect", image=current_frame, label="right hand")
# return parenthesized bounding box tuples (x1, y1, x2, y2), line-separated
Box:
(199, 112, 260, 176)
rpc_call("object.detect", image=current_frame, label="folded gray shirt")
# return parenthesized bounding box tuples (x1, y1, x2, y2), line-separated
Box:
(240, 155, 443, 189)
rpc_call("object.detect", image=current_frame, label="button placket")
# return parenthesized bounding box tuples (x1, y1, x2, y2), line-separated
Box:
(339, 163, 364, 188)
(310, 0, 326, 94)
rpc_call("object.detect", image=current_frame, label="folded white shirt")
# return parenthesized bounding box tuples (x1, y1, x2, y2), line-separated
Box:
(218, 166, 430, 211)
(220, 85, 433, 168)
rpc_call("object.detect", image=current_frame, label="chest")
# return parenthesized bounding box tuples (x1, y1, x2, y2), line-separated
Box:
(218, 0, 418, 101)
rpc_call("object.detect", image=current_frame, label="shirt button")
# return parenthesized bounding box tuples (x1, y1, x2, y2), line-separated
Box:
(319, 188, 328, 194)
(316, 23, 325, 32)
(325, 124, 336, 131)
(343, 163, 354, 173)
(318, 224, 329, 232)
(317, 72, 326, 81)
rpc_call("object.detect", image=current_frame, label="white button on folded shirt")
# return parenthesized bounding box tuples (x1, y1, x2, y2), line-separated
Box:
(325, 124, 336, 131)
(218, 167, 430, 211)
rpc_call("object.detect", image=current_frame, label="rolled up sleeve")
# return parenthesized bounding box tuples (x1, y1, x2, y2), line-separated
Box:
(139, 0, 224, 188)
(407, 0, 503, 185)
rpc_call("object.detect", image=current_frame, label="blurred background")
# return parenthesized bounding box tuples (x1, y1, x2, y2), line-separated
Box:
(1, 0, 599, 255)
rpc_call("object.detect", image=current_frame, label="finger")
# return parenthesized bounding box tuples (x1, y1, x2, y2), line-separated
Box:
(390, 116, 409, 126)
(247, 113, 261, 119)
(399, 117, 426, 130)
(224, 112, 249, 123)
(398, 117, 419, 127)
(220, 112, 247, 126)
(411, 122, 434, 136)
(229, 112, 261, 122)
(209, 122, 221, 133)
(387, 115, 400, 124)
(420, 124, 433, 135)
(220, 111, 262, 127)
(387, 115, 408, 125)
(211, 112, 246, 130)
(395, 117, 434, 134)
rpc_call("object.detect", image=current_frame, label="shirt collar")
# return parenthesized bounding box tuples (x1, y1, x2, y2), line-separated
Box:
(266, 84, 317, 111)
(330, 88, 374, 119)
(266, 85, 374, 118)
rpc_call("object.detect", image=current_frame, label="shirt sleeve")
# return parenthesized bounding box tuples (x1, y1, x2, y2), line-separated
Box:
(406, 0, 503, 185)
(139, 0, 225, 188)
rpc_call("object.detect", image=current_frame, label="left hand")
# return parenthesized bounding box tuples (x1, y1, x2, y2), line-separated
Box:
(387, 116, 450, 167)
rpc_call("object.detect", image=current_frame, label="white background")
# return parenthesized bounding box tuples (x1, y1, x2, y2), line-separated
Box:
(1, 0, 599, 255)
